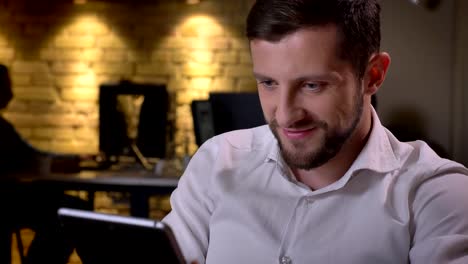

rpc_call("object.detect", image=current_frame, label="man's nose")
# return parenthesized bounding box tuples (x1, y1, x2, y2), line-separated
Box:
(275, 89, 305, 127)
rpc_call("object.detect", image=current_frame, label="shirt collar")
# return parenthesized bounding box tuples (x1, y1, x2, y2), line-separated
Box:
(349, 107, 400, 174)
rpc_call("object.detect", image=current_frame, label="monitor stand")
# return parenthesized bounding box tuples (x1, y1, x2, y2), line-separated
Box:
(129, 142, 152, 170)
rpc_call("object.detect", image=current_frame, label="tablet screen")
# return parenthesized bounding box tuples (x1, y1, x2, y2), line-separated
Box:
(58, 208, 185, 264)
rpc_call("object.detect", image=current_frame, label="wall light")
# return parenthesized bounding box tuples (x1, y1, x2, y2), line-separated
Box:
(74, 0, 87, 4)
(186, 0, 200, 4)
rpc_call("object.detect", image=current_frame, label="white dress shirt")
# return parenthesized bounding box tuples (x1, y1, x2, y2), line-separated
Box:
(163, 110, 468, 264)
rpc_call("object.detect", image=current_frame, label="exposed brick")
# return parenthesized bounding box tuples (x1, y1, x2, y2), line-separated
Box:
(32, 127, 75, 140)
(160, 37, 189, 49)
(74, 102, 98, 116)
(198, 23, 225, 37)
(5, 100, 28, 112)
(102, 49, 127, 62)
(55, 74, 97, 87)
(176, 89, 208, 105)
(44, 102, 75, 114)
(54, 36, 95, 48)
(96, 36, 126, 48)
(66, 21, 109, 35)
(175, 117, 194, 132)
(52, 62, 90, 74)
(29, 140, 51, 152)
(127, 51, 151, 63)
(75, 127, 98, 140)
(172, 50, 189, 63)
(237, 77, 257, 92)
(50, 140, 99, 154)
(3, 113, 44, 127)
(0, 37, 9, 47)
(212, 77, 235, 91)
(43, 113, 88, 127)
(215, 51, 238, 64)
(178, 19, 224, 37)
(168, 78, 190, 91)
(24, 24, 48, 36)
(161, 37, 230, 50)
(31, 73, 55, 85)
(93, 63, 132, 75)
(13, 86, 58, 101)
(12, 61, 49, 74)
(11, 74, 31, 86)
(182, 62, 221, 77)
(136, 63, 174, 76)
(190, 77, 212, 91)
(0, 48, 15, 60)
(175, 104, 191, 117)
(40, 48, 82, 61)
(150, 50, 172, 62)
(81, 49, 104, 62)
(21, 102, 74, 117)
(239, 51, 252, 65)
(131, 75, 167, 84)
(175, 91, 192, 105)
(96, 75, 122, 86)
(1, 0, 256, 155)
(61, 87, 99, 102)
(16, 127, 33, 138)
(231, 38, 250, 50)
(225, 65, 252, 78)
(191, 37, 231, 50)
(189, 51, 214, 64)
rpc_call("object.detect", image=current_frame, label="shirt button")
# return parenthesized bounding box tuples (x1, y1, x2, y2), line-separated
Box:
(305, 197, 314, 204)
(280, 255, 292, 264)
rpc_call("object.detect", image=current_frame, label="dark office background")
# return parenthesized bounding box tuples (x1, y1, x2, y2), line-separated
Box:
(0, 0, 466, 166)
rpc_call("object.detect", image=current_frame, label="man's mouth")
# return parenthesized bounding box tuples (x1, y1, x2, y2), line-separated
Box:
(282, 127, 317, 140)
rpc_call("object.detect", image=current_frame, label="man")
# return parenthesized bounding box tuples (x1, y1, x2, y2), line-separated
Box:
(0, 64, 90, 264)
(163, 0, 468, 263)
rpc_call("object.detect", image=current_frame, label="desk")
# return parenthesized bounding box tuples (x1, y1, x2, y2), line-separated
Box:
(9, 170, 179, 218)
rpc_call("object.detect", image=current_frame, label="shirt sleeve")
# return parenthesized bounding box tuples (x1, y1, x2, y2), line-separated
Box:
(162, 139, 219, 263)
(409, 165, 468, 264)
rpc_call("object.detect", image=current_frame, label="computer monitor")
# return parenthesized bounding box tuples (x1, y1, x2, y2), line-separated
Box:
(99, 81, 168, 160)
(209, 92, 265, 135)
(191, 92, 266, 146)
(191, 100, 215, 147)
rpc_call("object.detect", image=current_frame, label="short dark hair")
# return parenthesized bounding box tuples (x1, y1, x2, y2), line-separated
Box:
(246, 0, 381, 79)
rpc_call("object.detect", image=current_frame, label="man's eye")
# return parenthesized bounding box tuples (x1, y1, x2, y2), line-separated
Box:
(259, 80, 275, 88)
(304, 82, 324, 91)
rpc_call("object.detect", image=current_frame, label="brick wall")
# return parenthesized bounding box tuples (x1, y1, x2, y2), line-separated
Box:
(0, 0, 256, 156)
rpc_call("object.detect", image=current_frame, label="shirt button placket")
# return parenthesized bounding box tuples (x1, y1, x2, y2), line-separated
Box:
(305, 196, 314, 205)
(280, 255, 292, 264)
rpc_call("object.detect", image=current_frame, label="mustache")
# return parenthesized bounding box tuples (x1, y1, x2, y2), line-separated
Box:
(269, 118, 328, 130)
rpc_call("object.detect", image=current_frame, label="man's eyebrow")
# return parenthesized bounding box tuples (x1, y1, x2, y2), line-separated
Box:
(253, 72, 272, 80)
(253, 72, 342, 82)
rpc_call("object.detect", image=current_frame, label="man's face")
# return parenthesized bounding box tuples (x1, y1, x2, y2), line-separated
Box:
(250, 25, 365, 170)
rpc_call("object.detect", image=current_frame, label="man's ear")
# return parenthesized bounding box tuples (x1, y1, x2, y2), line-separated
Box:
(364, 52, 391, 95)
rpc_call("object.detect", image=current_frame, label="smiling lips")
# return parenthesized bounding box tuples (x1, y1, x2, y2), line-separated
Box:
(282, 127, 317, 140)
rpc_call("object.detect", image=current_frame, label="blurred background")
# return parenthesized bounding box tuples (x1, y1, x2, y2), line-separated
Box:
(0, 0, 467, 165)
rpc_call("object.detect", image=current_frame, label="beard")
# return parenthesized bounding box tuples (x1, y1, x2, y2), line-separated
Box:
(269, 92, 364, 170)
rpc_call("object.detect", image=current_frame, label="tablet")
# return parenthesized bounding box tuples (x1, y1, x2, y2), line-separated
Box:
(58, 208, 185, 264)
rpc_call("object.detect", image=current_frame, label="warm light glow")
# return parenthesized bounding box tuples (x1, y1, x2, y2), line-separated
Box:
(74, 0, 87, 4)
(186, 0, 200, 4)
(39, 14, 130, 153)
(179, 15, 223, 37)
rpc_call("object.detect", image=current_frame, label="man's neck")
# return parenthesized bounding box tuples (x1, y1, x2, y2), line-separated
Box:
(292, 110, 373, 191)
